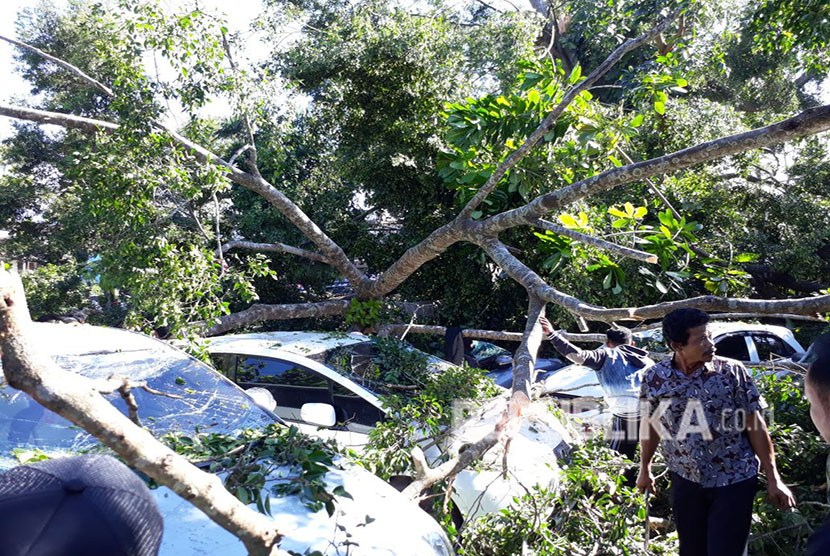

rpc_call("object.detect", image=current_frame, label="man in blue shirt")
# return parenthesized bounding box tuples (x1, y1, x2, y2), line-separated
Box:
(540, 317, 653, 459)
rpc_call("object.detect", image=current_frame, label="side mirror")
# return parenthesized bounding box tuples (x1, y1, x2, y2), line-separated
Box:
(245, 387, 277, 412)
(301, 403, 336, 428)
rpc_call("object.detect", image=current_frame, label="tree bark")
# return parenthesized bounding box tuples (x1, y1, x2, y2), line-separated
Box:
(205, 299, 351, 336)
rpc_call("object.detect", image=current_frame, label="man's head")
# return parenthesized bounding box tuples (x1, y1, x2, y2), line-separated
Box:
(805, 334, 830, 442)
(606, 327, 633, 348)
(662, 308, 715, 366)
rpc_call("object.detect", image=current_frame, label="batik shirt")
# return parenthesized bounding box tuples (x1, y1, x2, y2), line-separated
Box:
(639, 356, 763, 487)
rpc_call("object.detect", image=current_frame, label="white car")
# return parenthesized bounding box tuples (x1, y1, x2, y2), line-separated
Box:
(633, 322, 805, 365)
(0, 324, 452, 556)
(202, 331, 573, 520)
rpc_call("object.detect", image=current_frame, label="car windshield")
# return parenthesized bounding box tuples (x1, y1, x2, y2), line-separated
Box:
(319, 340, 454, 393)
(0, 347, 277, 464)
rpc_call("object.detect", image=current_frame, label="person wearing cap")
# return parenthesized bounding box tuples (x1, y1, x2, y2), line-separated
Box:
(637, 308, 794, 556)
(804, 334, 830, 556)
(539, 316, 653, 459)
(0, 454, 163, 555)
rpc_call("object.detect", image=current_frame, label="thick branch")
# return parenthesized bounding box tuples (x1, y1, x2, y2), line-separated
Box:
(0, 103, 118, 132)
(0, 269, 283, 555)
(220, 240, 331, 264)
(204, 300, 351, 336)
(458, 6, 683, 218)
(511, 295, 546, 401)
(376, 323, 607, 343)
(485, 104, 830, 232)
(529, 218, 658, 263)
(481, 237, 830, 322)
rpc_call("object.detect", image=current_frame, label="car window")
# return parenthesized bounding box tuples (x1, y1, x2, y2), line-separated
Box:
(715, 334, 750, 361)
(0, 352, 277, 461)
(752, 333, 795, 361)
(235, 356, 330, 410)
(210, 353, 236, 379)
(331, 382, 385, 427)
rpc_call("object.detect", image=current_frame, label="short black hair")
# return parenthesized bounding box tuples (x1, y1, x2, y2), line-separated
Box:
(662, 308, 710, 346)
(606, 327, 632, 346)
(806, 334, 830, 394)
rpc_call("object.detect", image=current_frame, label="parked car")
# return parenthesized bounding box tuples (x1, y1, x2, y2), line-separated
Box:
(0, 323, 452, 556)
(202, 331, 573, 520)
(633, 322, 806, 365)
(455, 339, 565, 389)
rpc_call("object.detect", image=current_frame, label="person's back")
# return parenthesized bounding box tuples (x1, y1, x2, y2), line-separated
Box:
(539, 317, 652, 458)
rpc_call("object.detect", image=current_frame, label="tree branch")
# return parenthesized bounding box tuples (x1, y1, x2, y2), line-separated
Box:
(0, 103, 118, 132)
(377, 323, 606, 343)
(204, 300, 351, 336)
(0, 33, 371, 293)
(0, 268, 284, 555)
(0, 33, 113, 96)
(220, 240, 332, 264)
(457, 5, 683, 218)
(528, 218, 658, 263)
(484, 104, 830, 232)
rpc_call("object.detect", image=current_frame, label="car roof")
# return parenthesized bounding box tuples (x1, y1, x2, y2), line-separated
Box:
(202, 331, 369, 358)
(634, 321, 798, 341)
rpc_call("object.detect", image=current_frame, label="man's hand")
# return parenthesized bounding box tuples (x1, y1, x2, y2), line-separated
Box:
(636, 467, 656, 494)
(767, 476, 796, 510)
(539, 316, 553, 336)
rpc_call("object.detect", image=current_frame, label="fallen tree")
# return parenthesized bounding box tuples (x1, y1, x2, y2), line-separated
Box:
(1, 0, 829, 549)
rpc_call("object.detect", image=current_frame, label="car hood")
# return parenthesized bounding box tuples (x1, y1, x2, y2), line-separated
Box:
(155, 459, 452, 555)
(433, 396, 571, 519)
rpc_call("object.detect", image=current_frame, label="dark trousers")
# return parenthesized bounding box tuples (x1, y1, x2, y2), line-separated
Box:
(609, 414, 639, 460)
(671, 472, 758, 556)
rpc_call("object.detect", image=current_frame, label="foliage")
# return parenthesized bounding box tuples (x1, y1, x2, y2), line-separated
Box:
(458, 437, 677, 555)
(20, 261, 96, 319)
(163, 424, 350, 517)
(357, 361, 498, 480)
(344, 299, 383, 330)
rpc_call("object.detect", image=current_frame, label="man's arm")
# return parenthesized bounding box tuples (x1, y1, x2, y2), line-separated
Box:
(539, 317, 606, 370)
(746, 410, 796, 510)
(637, 417, 660, 493)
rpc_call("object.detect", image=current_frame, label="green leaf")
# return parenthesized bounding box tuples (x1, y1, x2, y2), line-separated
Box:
(567, 64, 582, 84)
(629, 114, 644, 127)
(734, 253, 759, 263)
(633, 206, 647, 218)
(527, 89, 540, 104)
(558, 213, 578, 228)
(608, 207, 628, 218)
(654, 101, 666, 115)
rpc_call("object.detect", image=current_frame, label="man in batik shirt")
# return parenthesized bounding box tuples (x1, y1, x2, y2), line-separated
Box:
(637, 308, 794, 556)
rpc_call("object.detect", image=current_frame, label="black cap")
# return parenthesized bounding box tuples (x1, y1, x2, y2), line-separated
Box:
(0, 454, 163, 556)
